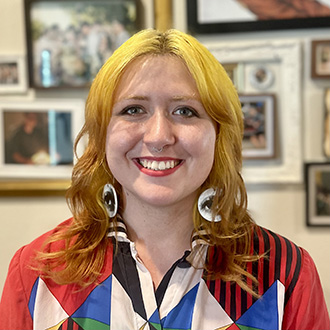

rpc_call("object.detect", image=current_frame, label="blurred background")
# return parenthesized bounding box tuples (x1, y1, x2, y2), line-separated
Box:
(0, 0, 329, 311)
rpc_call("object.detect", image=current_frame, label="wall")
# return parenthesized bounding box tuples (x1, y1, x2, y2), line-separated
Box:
(1, 0, 329, 313)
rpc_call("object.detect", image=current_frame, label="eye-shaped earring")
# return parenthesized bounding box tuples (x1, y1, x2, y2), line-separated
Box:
(103, 183, 118, 218)
(198, 188, 222, 222)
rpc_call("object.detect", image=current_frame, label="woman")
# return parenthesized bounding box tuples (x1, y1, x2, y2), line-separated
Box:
(0, 29, 329, 330)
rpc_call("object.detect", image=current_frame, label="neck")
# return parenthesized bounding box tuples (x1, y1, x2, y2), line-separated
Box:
(121, 194, 196, 288)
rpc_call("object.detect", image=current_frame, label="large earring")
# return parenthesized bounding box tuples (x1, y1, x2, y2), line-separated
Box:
(198, 188, 222, 222)
(103, 183, 118, 218)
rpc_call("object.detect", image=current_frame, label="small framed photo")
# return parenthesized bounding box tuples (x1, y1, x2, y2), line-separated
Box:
(240, 94, 276, 159)
(248, 65, 275, 91)
(305, 162, 330, 227)
(24, 0, 140, 89)
(0, 100, 84, 179)
(311, 40, 330, 79)
(0, 55, 27, 94)
(222, 62, 244, 92)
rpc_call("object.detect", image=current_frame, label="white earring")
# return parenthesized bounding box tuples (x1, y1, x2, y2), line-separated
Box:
(198, 188, 222, 222)
(103, 183, 118, 218)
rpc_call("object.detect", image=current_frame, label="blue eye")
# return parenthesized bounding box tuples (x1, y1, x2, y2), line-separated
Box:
(120, 106, 144, 116)
(173, 107, 199, 118)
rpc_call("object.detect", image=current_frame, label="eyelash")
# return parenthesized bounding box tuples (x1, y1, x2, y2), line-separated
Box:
(173, 107, 199, 118)
(119, 106, 144, 116)
(118, 105, 199, 118)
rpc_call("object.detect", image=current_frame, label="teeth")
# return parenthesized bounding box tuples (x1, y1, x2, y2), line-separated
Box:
(139, 159, 179, 171)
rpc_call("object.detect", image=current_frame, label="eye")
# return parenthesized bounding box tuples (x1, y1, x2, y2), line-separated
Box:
(173, 107, 199, 118)
(120, 106, 145, 116)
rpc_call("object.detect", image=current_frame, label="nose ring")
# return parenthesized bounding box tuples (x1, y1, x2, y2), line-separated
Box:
(152, 147, 164, 153)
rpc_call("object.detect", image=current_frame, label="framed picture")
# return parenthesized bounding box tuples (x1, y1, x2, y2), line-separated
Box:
(305, 162, 330, 227)
(248, 65, 275, 91)
(206, 39, 302, 183)
(0, 100, 84, 180)
(222, 62, 244, 92)
(24, 0, 140, 89)
(0, 55, 27, 94)
(240, 94, 276, 159)
(311, 40, 330, 79)
(324, 88, 330, 159)
(187, 0, 330, 34)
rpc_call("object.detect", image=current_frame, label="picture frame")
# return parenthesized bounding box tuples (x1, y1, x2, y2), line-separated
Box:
(305, 162, 330, 227)
(205, 39, 302, 184)
(240, 94, 276, 159)
(0, 99, 84, 181)
(248, 65, 275, 91)
(24, 0, 140, 89)
(311, 40, 330, 79)
(0, 55, 28, 94)
(187, 0, 330, 34)
(222, 62, 244, 92)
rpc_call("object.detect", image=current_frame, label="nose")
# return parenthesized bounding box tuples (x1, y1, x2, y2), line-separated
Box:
(143, 111, 176, 151)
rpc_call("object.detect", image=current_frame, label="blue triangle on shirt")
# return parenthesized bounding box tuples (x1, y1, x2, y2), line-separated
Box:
(72, 275, 112, 325)
(236, 281, 279, 330)
(149, 308, 161, 325)
(28, 277, 39, 319)
(160, 283, 199, 329)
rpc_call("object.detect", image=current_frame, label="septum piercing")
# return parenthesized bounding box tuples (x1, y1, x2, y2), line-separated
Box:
(152, 147, 164, 153)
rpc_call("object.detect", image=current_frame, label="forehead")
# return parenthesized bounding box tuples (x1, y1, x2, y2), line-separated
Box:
(114, 55, 199, 100)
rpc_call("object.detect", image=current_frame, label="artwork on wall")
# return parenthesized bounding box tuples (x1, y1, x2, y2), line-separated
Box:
(248, 65, 275, 91)
(205, 39, 302, 183)
(324, 88, 330, 159)
(311, 40, 330, 79)
(240, 94, 276, 159)
(0, 55, 27, 94)
(0, 100, 84, 180)
(187, 0, 330, 34)
(24, 0, 139, 89)
(305, 162, 330, 227)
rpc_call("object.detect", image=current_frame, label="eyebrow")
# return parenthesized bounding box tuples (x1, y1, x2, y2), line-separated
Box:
(116, 94, 201, 103)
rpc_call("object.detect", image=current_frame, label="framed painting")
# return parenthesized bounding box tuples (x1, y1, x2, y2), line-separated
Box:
(0, 99, 84, 180)
(311, 40, 330, 79)
(240, 94, 276, 159)
(24, 0, 140, 89)
(187, 0, 330, 34)
(305, 162, 330, 227)
(0, 55, 27, 94)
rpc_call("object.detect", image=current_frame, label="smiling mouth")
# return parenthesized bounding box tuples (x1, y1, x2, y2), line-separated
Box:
(137, 159, 181, 171)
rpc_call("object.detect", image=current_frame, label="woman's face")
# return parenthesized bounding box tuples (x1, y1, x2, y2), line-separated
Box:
(105, 55, 216, 208)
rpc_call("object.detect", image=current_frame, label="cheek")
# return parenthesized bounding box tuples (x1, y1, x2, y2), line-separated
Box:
(105, 121, 140, 165)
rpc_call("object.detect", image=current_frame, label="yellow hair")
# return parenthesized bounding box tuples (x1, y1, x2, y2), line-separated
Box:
(37, 29, 257, 292)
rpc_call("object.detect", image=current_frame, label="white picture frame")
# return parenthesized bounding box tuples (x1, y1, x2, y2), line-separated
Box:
(0, 55, 28, 94)
(0, 99, 84, 179)
(205, 40, 302, 184)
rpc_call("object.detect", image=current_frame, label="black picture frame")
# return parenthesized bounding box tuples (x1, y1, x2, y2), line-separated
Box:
(187, 0, 330, 34)
(305, 162, 330, 227)
(24, 0, 140, 89)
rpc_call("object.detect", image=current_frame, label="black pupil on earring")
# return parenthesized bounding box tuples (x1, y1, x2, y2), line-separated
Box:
(201, 197, 213, 211)
(104, 191, 114, 212)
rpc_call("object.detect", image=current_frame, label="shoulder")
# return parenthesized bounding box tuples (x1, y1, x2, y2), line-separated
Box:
(19, 218, 74, 262)
(10, 219, 74, 285)
(253, 226, 302, 282)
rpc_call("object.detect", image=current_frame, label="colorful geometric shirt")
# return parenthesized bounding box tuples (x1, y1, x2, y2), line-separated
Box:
(0, 218, 329, 330)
